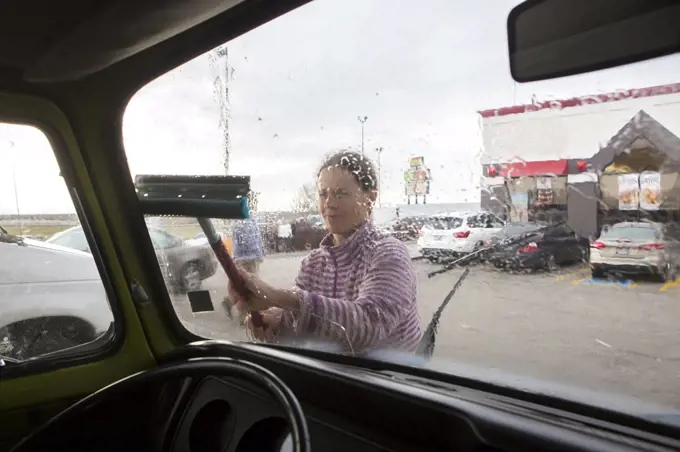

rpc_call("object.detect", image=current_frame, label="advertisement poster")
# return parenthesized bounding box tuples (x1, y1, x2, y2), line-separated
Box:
(404, 156, 430, 198)
(639, 171, 662, 210)
(618, 173, 640, 211)
(536, 177, 552, 190)
(511, 193, 529, 222)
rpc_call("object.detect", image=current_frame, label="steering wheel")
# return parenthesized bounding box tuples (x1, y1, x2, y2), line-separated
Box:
(9, 357, 311, 452)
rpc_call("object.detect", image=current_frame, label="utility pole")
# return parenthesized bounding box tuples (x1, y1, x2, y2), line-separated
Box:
(7, 128, 21, 234)
(357, 116, 367, 155)
(375, 146, 383, 206)
(2, 124, 21, 234)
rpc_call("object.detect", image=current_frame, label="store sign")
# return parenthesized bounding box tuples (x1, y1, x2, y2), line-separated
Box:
(639, 171, 662, 211)
(409, 156, 425, 168)
(618, 173, 640, 211)
(404, 156, 430, 197)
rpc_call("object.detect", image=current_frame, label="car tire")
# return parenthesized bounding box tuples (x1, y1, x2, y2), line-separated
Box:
(661, 263, 677, 283)
(591, 268, 605, 279)
(545, 254, 558, 272)
(179, 261, 203, 292)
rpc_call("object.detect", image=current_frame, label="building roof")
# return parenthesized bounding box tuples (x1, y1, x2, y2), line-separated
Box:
(478, 83, 680, 119)
(590, 110, 680, 172)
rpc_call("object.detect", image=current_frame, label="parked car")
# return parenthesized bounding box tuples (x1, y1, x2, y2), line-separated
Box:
(484, 222, 546, 247)
(377, 220, 413, 242)
(417, 211, 505, 262)
(47, 226, 217, 291)
(19, 234, 47, 241)
(189, 230, 234, 254)
(590, 221, 680, 282)
(487, 223, 590, 271)
(0, 229, 113, 361)
(480, 221, 547, 261)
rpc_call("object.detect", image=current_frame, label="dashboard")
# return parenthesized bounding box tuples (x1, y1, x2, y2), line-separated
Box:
(169, 376, 397, 452)
(158, 342, 680, 452)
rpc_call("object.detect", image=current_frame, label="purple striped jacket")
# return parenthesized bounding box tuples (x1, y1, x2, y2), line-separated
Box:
(273, 221, 422, 354)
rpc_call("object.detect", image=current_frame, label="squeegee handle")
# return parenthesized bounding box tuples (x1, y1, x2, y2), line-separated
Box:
(210, 243, 264, 328)
(197, 218, 264, 328)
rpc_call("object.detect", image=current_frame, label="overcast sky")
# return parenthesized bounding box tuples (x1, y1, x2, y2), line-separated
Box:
(1, 0, 680, 214)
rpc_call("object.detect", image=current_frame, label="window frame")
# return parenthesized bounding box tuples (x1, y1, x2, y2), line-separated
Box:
(0, 117, 125, 381)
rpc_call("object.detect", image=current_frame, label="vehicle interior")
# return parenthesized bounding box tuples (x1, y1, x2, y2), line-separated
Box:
(1, 0, 680, 451)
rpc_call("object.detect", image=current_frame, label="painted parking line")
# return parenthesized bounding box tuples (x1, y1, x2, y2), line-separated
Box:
(660, 277, 680, 292)
(555, 267, 678, 292)
(571, 277, 638, 288)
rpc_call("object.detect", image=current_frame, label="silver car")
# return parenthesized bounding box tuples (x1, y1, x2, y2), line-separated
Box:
(47, 226, 218, 292)
(0, 228, 113, 361)
(590, 222, 680, 282)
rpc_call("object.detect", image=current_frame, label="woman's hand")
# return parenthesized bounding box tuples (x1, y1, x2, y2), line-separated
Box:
(243, 308, 284, 341)
(227, 269, 299, 312)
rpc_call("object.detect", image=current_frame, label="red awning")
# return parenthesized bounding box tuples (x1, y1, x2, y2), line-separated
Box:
(500, 160, 569, 178)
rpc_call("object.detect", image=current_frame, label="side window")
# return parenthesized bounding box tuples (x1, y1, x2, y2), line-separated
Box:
(489, 215, 504, 228)
(467, 215, 481, 228)
(554, 225, 573, 237)
(0, 123, 113, 362)
(469, 214, 494, 229)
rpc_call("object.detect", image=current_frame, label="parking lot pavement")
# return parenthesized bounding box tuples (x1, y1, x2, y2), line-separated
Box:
(170, 250, 680, 410)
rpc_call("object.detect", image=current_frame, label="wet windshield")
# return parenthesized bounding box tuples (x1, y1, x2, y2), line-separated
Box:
(119, 0, 680, 423)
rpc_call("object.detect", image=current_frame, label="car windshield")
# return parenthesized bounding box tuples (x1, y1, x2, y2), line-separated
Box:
(601, 225, 660, 241)
(114, 0, 680, 427)
(498, 224, 543, 238)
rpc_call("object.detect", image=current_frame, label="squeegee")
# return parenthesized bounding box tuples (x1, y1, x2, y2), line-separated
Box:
(134, 174, 264, 329)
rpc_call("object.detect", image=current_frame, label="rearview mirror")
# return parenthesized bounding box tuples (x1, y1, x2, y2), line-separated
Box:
(508, 0, 680, 82)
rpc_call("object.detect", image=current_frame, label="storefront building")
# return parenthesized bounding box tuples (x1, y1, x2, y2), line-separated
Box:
(478, 83, 680, 238)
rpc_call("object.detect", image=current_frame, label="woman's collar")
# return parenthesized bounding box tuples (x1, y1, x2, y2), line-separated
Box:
(320, 220, 371, 255)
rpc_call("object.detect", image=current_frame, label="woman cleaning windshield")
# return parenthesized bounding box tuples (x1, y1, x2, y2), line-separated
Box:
(227, 150, 422, 354)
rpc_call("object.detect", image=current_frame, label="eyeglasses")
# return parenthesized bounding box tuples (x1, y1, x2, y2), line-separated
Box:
(318, 188, 351, 200)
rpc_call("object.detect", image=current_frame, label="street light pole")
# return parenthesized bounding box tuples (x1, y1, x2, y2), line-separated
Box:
(375, 146, 383, 206)
(5, 125, 21, 234)
(357, 116, 367, 154)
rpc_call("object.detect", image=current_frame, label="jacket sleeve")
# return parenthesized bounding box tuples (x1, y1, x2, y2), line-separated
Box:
(295, 239, 417, 352)
(267, 255, 312, 339)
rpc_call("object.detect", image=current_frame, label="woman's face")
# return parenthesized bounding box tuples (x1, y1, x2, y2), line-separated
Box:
(317, 167, 375, 235)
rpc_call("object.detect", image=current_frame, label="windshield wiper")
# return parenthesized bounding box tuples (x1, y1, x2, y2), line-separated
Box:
(0, 227, 26, 246)
(0, 355, 21, 367)
(417, 268, 470, 358)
